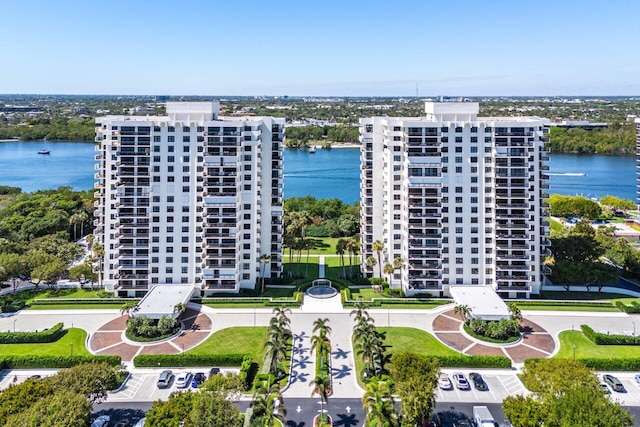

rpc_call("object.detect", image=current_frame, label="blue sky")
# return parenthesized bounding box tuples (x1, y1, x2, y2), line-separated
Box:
(1, 0, 638, 96)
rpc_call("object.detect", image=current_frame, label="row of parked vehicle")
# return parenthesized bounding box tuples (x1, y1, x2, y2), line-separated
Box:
(157, 367, 221, 389)
(438, 372, 488, 391)
(600, 373, 640, 394)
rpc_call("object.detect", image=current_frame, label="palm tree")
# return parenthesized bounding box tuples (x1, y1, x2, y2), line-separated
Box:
(383, 262, 394, 290)
(508, 303, 523, 323)
(173, 302, 186, 316)
(336, 238, 347, 279)
(372, 240, 384, 279)
(92, 242, 104, 289)
(366, 256, 377, 280)
(77, 211, 89, 239)
(310, 376, 332, 424)
(362, 379, 399, 427)
(453, 304, 471, 323)
(392, 257, 403, 290)
(259, 254, 271, 295)
(69, 213, 82, 241)
(312, 318, 332, 338)
(120, 301, 138, 317)
(264, 334, 289, 376)
(251, 382, 287, 427)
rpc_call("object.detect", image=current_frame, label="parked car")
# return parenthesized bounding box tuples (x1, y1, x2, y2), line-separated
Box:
(600, 383, 611, 394)
(452, 372, 470, 390)
(469, 372, 488, 391)
(114, 421, 131, 427)
(156, 370, 174, 389)
(209, 367, 221, 376)
(27, 375, 42, 380)
(603, 374, 626, 392)
(91, 415, 111, 427)
(191, 372, 206, 388)
(634, 374, 640, 385)
(133, 418, 146, 427)
(438, 373, 453, 390)
(175, 372, 192, 389)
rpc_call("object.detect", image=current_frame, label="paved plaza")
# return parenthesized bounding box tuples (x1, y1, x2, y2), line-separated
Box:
(2, 293, 640, 401)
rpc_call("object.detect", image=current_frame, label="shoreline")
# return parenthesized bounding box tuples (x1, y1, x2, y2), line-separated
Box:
(323, 143, 360, 149)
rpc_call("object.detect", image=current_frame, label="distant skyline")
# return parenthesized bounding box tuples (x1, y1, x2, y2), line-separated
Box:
(1, 0, 639, 96)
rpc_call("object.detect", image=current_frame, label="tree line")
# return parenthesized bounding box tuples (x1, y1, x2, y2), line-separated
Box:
(284, 125, 359, 148)
(284, 196, 359, 238)
(0, 187, 96, 289)
(548, 123, 635, 155)
(0, 117, 95, 141)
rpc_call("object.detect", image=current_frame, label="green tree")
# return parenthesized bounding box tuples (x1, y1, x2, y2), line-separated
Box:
(372, 240, 384, 279)
(362, 379, 399, 427)
(0, 377, 55, 425)
(453, 304, 470, 323)
(145, 391, 196, 427)
(51, 362, 119, 403)
(5, 389, 92, 427)
(310, 376, 332, 424)
(600, 195, 635, 211)
(259, 253, 271, 295)
(120, 300, 138, 317)
(188, 392, 242, 427)
(387, 352, 438, 427)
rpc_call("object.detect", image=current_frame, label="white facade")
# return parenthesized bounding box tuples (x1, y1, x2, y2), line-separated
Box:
(360, 102, 551, 298)
(94, 102, 284, 297)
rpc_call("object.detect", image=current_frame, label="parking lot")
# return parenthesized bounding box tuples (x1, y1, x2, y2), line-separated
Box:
(437, 369, 529, 404)
(598, 372, 640, 406)
(107, 368, 240, 402)
(0, 369, 59, 390)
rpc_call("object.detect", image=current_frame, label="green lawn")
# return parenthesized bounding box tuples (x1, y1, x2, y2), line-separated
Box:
(516, 303, 618, 312)
(555, 330, 640, 359)
(27, 303, 125, 310)
(539, 291, 629, 301)
(377, 327, 459, 357)
(305, 237, 341, 255)
(0, 328, 90, 357)
(282, 256, 320, 279)
(549, 217, 564, 233)
(24, 288, 108, 304)
(187, 327, 268, 363)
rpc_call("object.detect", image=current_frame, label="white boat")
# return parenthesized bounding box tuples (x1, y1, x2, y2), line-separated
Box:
(308, 144, 316, 153)
(38, 140, 50, 155)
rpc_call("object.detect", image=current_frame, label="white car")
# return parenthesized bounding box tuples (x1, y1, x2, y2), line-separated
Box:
(438, 373, 453, 390)
(91, 415, 111, 427)
(453, 372, 470, 390)
(175, 372, 192, 389)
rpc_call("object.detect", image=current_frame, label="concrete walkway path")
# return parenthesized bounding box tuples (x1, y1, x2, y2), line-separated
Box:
(318, 256, 326, 279)
(283, 314, 315, 398)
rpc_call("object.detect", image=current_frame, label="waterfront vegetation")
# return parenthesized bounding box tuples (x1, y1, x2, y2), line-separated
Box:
(547, 123, 635, 155)
(0, 117, 95, 141)
(283, 125, 359, 148)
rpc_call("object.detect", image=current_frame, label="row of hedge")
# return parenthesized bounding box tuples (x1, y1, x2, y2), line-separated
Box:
(526, 357, 640, 371)
(30, 298, 139, 306)
(0, 322, 65, 344)
(133, 353, 248, 368)
(517, 300, 615, 308)
(0, 355, 121, 369)
(581, 324, 640, 346)
(429, 355, 512, 369)
(615, 301, 640, 313)
(197, 296, 301, 308)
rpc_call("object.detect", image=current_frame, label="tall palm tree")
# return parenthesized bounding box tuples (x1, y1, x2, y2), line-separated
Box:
(251, 382, 287, 427)
(372, 240, 384, 279)
(362, 380, 399, 427)
(508, 303, 523, 323)
(366, 256, 377, 279)
(336, 238, 347, 279)
(264, 334, 289, 376)
(383, 262, 394, 290)
(259, 254, 271, 295)
(77, 211, 89, 238)
(120, 301, 138, 317)
(453, 304, 471, 323)
(69, 213, 82, 241)
(173, 302, 186, 316)
(310, 376, 332, 424)
(92, 242, 104, 289)
(312, 318, 332, 338)
(392, 257, 403, 290)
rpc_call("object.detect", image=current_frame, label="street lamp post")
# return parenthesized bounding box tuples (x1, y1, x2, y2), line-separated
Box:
(633, 322, 636, 344)
(13, 319, 16, 333)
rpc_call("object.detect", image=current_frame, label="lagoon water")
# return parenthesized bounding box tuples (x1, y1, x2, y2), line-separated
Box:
(0, 141, 636, 202)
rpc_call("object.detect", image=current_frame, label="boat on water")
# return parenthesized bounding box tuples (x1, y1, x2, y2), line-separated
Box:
(548, 172, 586, 177)
(38, 140, 50, 155)
(308, 144, 316, 153)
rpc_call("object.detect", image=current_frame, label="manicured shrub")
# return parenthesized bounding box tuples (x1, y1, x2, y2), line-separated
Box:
(526, 357, 640, 371)
(467, 318, 520, 341)
(432, 355, 512, 369)
(133, 353, 247, 368)
(616, 301, 640, 313)
(580, 324, 640, 345)
(126, 315, 180, 341)
(0, 355, 121, 369)
(0, 322, 65, 344)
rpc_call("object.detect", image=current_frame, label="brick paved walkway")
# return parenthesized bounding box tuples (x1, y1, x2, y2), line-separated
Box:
(89, 309, 212, 361)
(432, 309, 556, 363)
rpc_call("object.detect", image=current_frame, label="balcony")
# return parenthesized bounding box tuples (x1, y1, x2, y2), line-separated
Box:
(496, 284, 532, 292)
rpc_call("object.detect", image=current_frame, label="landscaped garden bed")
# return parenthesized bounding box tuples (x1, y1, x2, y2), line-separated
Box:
(125, 315, 181, 342)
